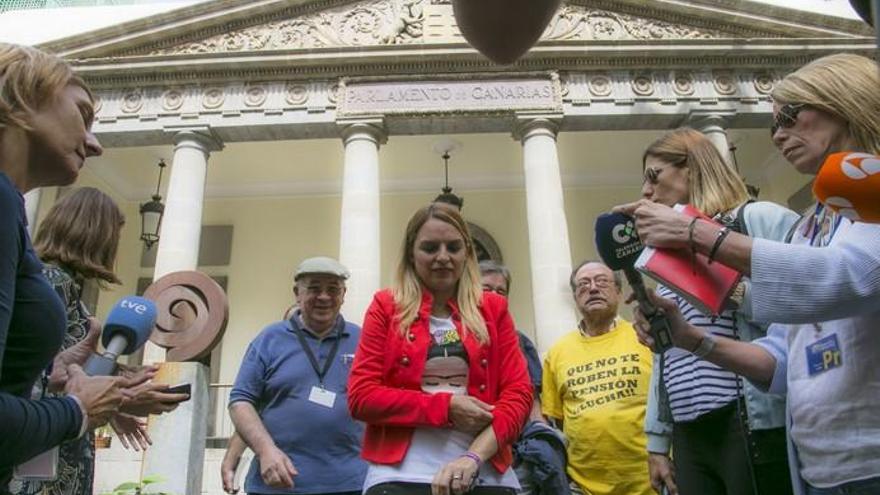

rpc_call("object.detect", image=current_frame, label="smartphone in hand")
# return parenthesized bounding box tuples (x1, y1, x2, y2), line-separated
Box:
(164, 383, 191, 402)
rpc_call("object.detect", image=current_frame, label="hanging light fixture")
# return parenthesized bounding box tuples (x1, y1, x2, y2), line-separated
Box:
(432, 139, 464, 210)
(140, 158, 166, 249)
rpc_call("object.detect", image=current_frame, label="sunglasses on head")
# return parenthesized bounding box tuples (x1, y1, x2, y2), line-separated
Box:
(770, 103, 807, 137)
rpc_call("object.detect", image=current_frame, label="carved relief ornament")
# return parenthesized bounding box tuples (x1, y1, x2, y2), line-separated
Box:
(542, 4, 727, 41)
(152, 0, 424, 55)
(672, 72, 695, 96)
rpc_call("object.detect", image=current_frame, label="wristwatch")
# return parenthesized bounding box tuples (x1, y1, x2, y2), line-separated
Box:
(692, 332, 717, 358)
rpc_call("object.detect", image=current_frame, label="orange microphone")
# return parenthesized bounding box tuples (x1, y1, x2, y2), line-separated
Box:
(813, 151, 880, 223)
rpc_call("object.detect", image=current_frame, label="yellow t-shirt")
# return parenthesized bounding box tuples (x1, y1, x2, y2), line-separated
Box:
(542, 319, 654, 495)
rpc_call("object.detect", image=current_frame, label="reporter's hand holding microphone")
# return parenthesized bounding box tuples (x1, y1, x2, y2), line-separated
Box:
(630, 290, 704, 354)
(62, 296, 189, 430)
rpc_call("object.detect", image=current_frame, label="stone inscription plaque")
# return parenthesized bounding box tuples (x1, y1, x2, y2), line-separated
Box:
(339, 78, 561, 115)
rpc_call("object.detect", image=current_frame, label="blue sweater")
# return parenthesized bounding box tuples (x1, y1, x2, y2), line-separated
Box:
(0, 173, 81, 483)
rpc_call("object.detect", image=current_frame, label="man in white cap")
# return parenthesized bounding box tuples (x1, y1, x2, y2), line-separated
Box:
(223, 257, 366, 495)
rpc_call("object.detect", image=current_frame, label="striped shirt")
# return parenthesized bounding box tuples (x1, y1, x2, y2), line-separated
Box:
(658, 285, 740, 423)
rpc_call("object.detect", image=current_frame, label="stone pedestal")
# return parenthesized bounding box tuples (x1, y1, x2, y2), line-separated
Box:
(141, 362, 209, 495)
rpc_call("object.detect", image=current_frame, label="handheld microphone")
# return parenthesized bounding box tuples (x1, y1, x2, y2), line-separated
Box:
(813, 152, 880, 223)
(595, 212, 673, 352)
(84, 296, 157, 376)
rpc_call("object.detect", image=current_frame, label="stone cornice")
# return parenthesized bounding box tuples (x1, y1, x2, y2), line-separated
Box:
(581, 0, 871, 38)
(73, 39, 874, 89)
(676, 0, 871, 35)
(90, 67, 784, 146)
(41, 0, 871, 60)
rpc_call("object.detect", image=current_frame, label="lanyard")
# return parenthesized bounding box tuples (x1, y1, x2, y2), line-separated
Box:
(292, 320, 343, 387)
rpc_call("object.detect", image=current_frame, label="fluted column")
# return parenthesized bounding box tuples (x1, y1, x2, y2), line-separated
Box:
(144, 129, 222, 364)
(338, 120, 386, 325)
(689, 112, 734, 168)
(514, 117, 577, 355)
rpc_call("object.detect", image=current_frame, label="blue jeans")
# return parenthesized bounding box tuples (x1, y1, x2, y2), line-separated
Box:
(806, 477, 880, 495)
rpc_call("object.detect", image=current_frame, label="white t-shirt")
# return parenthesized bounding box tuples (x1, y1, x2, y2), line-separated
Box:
(362, 316, 519, 492)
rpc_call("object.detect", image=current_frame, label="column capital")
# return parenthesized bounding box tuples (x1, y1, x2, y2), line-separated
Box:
(338, 118, 388, 146)
(685, 110, 736, 133)
(164, 126, 224, 153)
(512, 115, 563, 142)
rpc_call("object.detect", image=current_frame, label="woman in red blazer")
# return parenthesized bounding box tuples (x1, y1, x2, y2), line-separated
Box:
(349, 203, 533, 495)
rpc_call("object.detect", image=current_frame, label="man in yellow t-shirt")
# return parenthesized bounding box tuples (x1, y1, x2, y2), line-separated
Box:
(543, 261, 654, 495)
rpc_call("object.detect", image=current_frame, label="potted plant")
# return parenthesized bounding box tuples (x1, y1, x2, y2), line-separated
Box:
(95, 425, 113, 449)
(104, 476, 172, 495)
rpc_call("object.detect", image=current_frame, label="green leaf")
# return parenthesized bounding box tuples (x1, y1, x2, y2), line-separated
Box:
(141, 475, 164, 485)
(114, 482, 141, 491)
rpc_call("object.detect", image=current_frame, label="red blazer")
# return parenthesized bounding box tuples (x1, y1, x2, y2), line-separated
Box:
(348, 288, 533, 473)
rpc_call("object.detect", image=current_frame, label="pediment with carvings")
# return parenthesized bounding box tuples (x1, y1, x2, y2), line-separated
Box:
(139, 0, 744, 57)
(148, 0, 425, 55)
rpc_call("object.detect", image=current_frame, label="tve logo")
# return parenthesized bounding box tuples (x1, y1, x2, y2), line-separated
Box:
(612, 220, 638, 244)
(121, 299, 148, 315)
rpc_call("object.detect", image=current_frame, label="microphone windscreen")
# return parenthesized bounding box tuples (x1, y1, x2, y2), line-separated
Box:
(814, 151, 880, 223)
(849, 0, 875, 26)
(102, 296, 157, 355)
(594, 212, 644, 271)
(453, 0, 561, 64)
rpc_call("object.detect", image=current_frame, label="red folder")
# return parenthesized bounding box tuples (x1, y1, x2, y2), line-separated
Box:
(634, 204, 743, 316)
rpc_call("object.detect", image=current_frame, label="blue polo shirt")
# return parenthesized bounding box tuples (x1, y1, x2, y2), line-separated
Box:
(229, 311, 366, 494)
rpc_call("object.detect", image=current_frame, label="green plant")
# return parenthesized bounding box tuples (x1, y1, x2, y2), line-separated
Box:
(104, 475, 172, 495)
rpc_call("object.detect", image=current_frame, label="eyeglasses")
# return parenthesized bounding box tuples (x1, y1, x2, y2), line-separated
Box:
(770, 103, 807, 138)
(575, 277, 613, 291)
(643, 167, 664, 185)
(304, 285, 344, 297)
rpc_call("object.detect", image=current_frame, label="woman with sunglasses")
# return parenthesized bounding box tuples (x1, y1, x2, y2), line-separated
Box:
(638, 128, 798, 495)
(618, 53, 880, 495)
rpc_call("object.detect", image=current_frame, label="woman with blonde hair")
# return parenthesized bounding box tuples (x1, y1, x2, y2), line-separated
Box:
(620, 53, 880, 495)
(639, 128, 798, 495)
(349, 203, 532, 495)
(0, 43, 130, 484)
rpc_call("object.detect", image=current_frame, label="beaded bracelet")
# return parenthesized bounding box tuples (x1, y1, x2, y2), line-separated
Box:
(460, 451, 482, 467)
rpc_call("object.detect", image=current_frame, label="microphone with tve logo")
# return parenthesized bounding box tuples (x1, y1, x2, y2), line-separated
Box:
(814, 151, 880, 223)
(595, 212, 673, 352)
(83, 296, 157, 376)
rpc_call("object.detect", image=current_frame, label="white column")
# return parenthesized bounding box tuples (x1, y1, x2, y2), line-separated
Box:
(23, 188, 41, 237)
(144, 130, 221, 364)
(689, 113, 734, 168)
(515, 118, 577, 355)
(338, 121, 386, 325)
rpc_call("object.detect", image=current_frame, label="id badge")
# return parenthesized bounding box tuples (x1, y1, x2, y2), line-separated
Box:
(806, 334, 843, 377)
(14, 447, 59, 481)
(308, 386, 337, 408)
